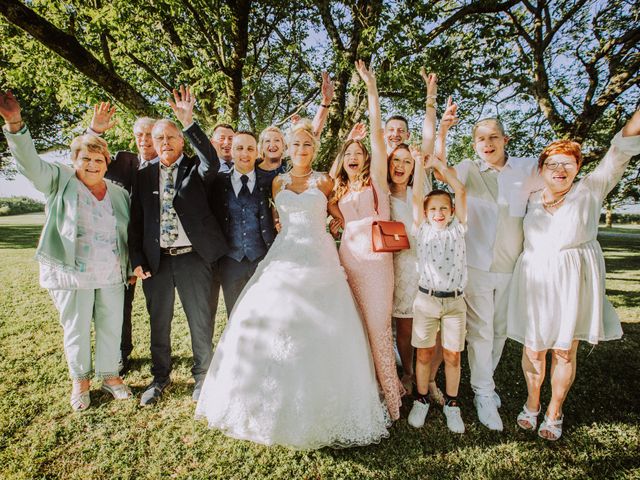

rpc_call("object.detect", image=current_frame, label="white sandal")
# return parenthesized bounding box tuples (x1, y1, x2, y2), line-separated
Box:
(517, 404, 540, 431)
(538, 414, 564, 441)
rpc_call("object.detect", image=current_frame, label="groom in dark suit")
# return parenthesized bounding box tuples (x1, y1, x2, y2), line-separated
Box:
(206, 131, 278, 315)
(129, 86, 228, 405)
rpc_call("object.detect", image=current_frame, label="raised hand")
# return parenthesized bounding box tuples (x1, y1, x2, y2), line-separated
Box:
(420, 68, 437, 99)
(622, 107, 640, 137)
(355, 60, 376, 87)
(0, 91, 23, 130)
(290, 113, 301, 125)
(321, 71, 335, 104)
(169, 85, 196, 128)
(409, 144, 423, 163)
(347, 122, 368, 142)
(439, 97, 459, 132)
(424, 153, 445, 172)
(90, 101, 117, 134)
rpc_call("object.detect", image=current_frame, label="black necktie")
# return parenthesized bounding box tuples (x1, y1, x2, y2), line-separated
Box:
(239, 174, 250, 200)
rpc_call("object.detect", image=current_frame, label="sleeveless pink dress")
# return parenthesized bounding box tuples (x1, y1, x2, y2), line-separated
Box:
(338, 179, 403, 420)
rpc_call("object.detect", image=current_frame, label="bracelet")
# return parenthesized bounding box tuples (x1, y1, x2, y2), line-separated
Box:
(426, 102, 437, 109)
(426, 95, 437, 100)
(321, 104, 330, 108)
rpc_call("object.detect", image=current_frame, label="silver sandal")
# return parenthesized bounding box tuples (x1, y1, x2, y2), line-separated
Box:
(101, 382, 132, 400)
(70, 390, 91, 411)
(517, 404, 540, 430)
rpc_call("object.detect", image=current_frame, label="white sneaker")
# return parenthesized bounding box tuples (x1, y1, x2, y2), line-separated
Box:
(474, 394, 503, 431)
(443, 405, 465, 433)
(493, 391, 502, 409)
(408, 400, 430, 428)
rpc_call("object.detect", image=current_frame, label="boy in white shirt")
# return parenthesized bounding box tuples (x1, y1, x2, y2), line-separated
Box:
(408, 151, 468, 434)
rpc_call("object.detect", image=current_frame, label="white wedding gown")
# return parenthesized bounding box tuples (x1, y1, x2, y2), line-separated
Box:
(195, 174, 390, 449)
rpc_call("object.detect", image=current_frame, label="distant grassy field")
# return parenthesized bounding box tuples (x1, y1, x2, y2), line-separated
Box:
(0, 214, 638, 479)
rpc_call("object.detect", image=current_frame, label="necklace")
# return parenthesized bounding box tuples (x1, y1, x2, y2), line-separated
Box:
(290, 169, 313, 178)
(542, 188, 569, 208)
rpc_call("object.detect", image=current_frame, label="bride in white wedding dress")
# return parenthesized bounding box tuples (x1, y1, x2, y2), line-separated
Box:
(195, 121, 390, 449)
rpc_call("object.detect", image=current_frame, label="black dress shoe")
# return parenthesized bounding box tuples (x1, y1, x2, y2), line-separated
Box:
(139, 379, 171, 407)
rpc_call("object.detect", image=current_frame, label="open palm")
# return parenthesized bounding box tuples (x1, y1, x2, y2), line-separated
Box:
(0, 91, 22, 123)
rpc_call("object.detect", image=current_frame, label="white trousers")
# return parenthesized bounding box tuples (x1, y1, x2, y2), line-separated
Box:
(49, 285, 124, 380)
(465, 267, 512, 396)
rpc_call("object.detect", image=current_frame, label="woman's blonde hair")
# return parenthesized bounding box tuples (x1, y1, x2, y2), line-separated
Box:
(286, 119, 319, 157)
(69, 134, 110, 164)
(330, 139, 371, 204)
(258, 125, 287, 160)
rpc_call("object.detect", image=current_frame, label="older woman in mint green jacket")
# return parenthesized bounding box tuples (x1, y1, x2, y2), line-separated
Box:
(1, 91, 131, 411)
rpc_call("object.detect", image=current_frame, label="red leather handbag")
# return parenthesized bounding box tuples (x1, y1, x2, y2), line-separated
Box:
(370, 182, 410, 252)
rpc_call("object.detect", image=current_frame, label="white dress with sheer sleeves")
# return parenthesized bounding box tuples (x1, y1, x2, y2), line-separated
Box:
(507, 132, 640, 351)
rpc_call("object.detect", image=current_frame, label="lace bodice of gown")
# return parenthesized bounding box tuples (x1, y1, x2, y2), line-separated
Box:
(270, 173, 338, 269)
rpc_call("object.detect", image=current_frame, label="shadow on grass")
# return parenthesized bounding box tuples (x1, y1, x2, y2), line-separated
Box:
(0, 224, 42, 249)
(606, 288, 640, 309)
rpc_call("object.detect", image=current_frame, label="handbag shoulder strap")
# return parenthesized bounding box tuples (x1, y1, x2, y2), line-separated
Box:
(370, 179, 379, 216)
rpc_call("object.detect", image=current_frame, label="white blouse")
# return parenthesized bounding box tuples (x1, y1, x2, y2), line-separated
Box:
(40, 182, 121, 289)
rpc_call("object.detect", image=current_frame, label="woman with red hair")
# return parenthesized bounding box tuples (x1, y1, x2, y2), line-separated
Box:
(507, 108, 640, 440)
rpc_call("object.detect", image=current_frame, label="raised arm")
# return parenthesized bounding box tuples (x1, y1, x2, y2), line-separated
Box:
(435, 96, 458, 160)
(420, 68, 438, 158)
(433, 97, 459, 183)
(433, 156, 466, 224)
(411, 146, 426, 228)
(311, 72, 334, 138)
(584, 107, 640, 201)
(0, 91, 59, 195)
(170, 85, 220, 176)
(355, 60, 387, 192)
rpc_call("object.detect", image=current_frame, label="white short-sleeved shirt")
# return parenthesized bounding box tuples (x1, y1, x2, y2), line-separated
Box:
(416, 218, 467, 292)
(454, 156, 541, 273)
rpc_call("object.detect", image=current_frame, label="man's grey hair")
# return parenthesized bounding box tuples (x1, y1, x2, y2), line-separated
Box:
(152, 119, 184, 138)
(133, 116, 157, 131)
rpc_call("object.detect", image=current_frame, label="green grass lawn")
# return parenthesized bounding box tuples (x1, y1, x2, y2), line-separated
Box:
(0, 215, 638, 479)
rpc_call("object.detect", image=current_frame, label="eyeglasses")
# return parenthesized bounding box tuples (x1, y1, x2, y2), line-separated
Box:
(543, 161, 578, 171)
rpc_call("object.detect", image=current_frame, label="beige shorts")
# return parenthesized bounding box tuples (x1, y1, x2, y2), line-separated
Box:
(412, 291, 467, 352)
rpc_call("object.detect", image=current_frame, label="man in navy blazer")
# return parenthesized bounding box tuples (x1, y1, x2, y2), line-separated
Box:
(206, 131, 278, 316)
(129, 86, 228, 405)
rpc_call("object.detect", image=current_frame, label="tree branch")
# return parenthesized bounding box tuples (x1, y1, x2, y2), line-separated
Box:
(315, 0, 346, 52)
(0, 0, 154, 115)
(105, 34, 173, 93)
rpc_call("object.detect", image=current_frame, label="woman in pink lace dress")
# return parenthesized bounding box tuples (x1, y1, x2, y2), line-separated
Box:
(329, 61, 403, 420)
